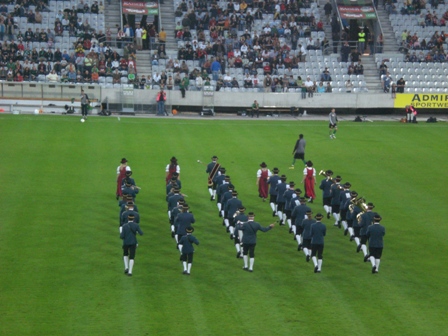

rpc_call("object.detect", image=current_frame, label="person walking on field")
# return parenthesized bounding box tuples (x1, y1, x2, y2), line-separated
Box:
(116, 158, 131, 199)
(366, 214, 385, 274)
(291, 134, 306, 169)
(120, 214, 143, 276)
(179, 226, 199, 275)
(166, 156, 180, 184)
(310, 213, 326, 273)
(302, 160, 316, 203)
(237, 212, 275, 272)
(329, 108, 338, 139)
(257, 162, 271, 202)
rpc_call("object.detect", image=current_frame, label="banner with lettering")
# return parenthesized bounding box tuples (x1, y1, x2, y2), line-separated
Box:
(122, 1, 158, 15)
(394, 93, 448, 108)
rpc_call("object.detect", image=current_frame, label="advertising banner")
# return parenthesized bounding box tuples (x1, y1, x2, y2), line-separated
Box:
(122, 1, 158, 15)
(338, 5, 377, 19)
(394, 93, 448, 108)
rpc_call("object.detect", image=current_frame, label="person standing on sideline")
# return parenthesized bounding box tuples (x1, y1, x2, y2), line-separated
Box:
(310, 213, 326, 273)
(206, 155, 220, 200)
(329, 108, 338, 139)
(291, 134, 306, 169)
(156, 88, 167, 116)
(251, 100, 260, 118)
(120, 214, 143, 276)
(116, 158, 131, 199)
(80, 89, 90, 119)
(237, 212, 275, 272)
(267, 167, 281, 217)
(166, 156, 180, 184)
(256, 162, 271, 202)
(319, 169, 333, 218)
(302, 160, 316, 203)
(179, 226, 199, 275)
(366, 214, 385, 274)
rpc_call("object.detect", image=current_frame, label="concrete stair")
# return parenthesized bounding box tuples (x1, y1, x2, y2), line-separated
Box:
(159, 1, 178, 52)
(376, 6, 399, 54)
(360, 55, 382, 92)
(136, 50, 152, 77)
(104, 1, 121, 38)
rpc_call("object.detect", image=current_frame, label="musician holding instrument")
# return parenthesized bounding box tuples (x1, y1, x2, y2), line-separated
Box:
(225, 191, 243, 240)
(330, 175, 343, 227)
(358, 202, 377, 261)
(206, 155, 220, 201)
(233, 207, 248, 259)
(319, 169, 333, 219)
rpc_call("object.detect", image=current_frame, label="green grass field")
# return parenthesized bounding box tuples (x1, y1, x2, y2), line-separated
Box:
(1, 115, 447, 336)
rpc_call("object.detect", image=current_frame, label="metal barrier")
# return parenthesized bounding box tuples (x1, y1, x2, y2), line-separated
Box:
(0, 82, 102, 101)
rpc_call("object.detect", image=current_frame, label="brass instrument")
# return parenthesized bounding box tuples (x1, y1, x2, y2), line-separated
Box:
(353, 197, 368, 220)
(319, 170, 333, 181)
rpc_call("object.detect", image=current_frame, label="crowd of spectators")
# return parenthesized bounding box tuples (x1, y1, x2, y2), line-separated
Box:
(0, 0, 140, 85)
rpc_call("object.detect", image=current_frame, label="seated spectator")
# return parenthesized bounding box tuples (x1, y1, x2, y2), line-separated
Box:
(112, 69, 121, 83)
(91, 69, 99, 83)
(382, 72, 392, 92)
(231, 77, 239, 88)
(355, 61, 364, 75)
(345, 79, 353, 93)
(317, 81, 325, 93)
(396, 77, 405, 93)
(153, 72, 161, 85)
(347, 62, 355, 75)
(326, 82, 332, 93)
(320, 68, 332, 81)
(243, 73, 253, 88)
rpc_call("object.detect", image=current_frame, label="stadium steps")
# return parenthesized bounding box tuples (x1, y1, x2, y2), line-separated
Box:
(104, 1, 121, 36)
(361, 55, 383, 92)
(375, 6, 399, 53)
(136, 50, 152, 77)
(159, 1, 178, 52)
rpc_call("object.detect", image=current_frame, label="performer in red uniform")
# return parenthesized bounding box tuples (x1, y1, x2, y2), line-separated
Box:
(256, 162, 272, 201)
(117, 158, 131, 199)
(302, 160, 316, 203)
(166, 156, 180, 184)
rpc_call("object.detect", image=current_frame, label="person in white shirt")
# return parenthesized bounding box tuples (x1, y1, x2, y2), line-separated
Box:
(240, 43, 248, 53)
(153, 72, 161, 85)
(234, 49, 241, 58)
(304, 77, 315, 97)
(46, 70, 59, 82)
(196, 74, 203, 90)
(223, 72, 232, 87)
(299, 44, 307, 61)
(135, 25, 143, 50)
(263, 25, 271, 35)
